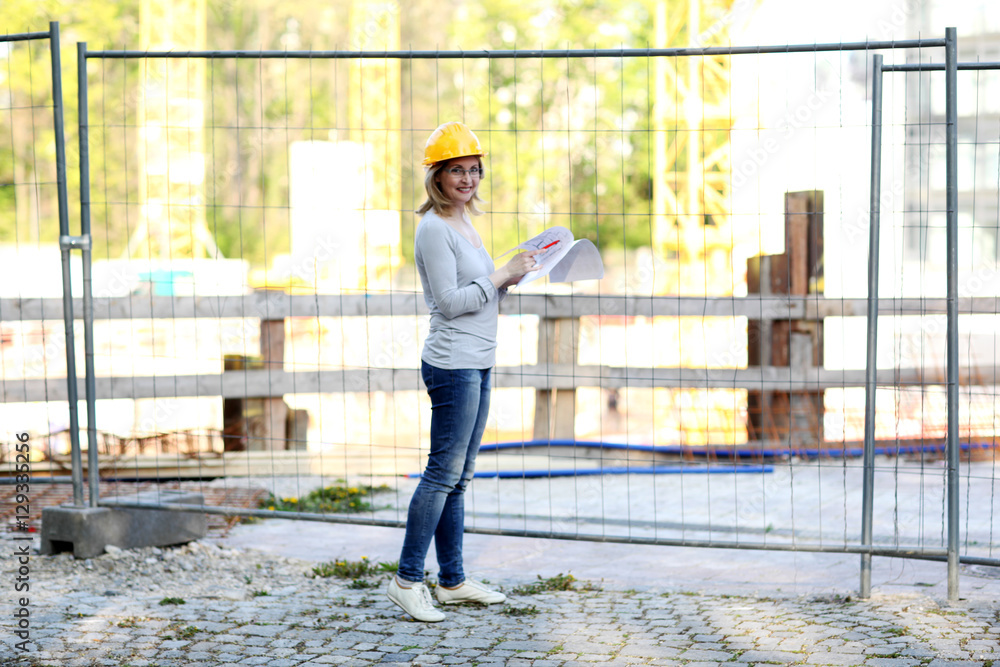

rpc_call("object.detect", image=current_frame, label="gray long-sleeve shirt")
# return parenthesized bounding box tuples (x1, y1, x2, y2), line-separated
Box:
(415, 211, 506, 370)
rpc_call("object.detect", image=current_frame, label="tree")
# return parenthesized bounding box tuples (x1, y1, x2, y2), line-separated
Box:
(0, 0, 137, 248)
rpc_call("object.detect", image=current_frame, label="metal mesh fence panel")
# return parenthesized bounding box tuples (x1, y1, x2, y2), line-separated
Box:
(59, 36, 1000, 572)
(0, 25, 78, 516)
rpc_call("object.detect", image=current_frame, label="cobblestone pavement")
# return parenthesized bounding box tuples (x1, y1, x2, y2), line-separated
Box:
(1, 539, 998, 666)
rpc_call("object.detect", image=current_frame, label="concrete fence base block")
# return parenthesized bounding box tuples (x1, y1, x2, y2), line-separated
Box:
(41, 491, 207, 559)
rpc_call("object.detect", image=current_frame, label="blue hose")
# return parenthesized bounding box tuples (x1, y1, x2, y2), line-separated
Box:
(405, 440, 993, 479)
(406, 464, 773, 479)
(468, 464, 773, 479)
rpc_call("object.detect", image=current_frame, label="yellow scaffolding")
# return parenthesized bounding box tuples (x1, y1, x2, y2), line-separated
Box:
(130, 0, 217, 260)
(653, 0, 742, 296)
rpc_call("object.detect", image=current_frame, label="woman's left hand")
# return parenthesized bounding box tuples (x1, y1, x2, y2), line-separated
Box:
(490, 248, 543, 291)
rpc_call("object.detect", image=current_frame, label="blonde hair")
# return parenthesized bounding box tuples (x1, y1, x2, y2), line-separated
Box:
(416, 159, 485, 217)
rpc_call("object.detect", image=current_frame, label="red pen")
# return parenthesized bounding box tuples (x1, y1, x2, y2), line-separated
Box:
(541, 240, 560, 250)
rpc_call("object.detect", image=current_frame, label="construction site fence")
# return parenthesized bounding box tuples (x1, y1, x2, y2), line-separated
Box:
(2, 27, 999, 601)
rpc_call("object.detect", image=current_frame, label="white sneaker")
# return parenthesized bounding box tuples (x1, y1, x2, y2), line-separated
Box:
(386, 577, 445, 622)
(435, 578, 506, 605)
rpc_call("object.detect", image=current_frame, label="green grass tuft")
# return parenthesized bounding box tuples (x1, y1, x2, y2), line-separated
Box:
(262, 481, 391, 514)
(511, 573, 579, 595)
(158, 597, 185, 606)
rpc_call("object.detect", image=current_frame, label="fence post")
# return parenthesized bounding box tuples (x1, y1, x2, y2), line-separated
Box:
(860, 53, 884, 600)
(78, 41, 99, 506)
(50, 21, 87, 508)
(533, 316, 579, 441)
(747, 191, 824, 449)
(944, 26, 960, 602)
(260, 318, 289, 450)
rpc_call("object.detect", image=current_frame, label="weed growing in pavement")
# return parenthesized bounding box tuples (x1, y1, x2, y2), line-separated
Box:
(810, 594, 852, 604)
(158, 597, 185, 605)
(311, 556, 399, 582)
(511, 572, 589, 595)
(312, 613, 350, 629)
(251, 589, 269, 597)
(377, 560, 399, 574)
(262, 480, 392, 514)
(312, 557, 376, 579)
(501, 605, 540, 616)
(117, 617, 141, 628)
(347, 578, 380, 590)
(162, 623, 199, 640)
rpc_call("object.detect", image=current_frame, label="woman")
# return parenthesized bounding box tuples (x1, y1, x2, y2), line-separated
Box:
(386, 122, 541, 622)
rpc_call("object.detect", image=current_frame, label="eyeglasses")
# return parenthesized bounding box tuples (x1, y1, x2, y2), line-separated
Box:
(445, 166, 484, 178)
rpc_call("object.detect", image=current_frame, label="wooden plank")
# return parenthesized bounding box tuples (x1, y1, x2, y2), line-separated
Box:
(785, 192, 809, 295)
(5, 294, 1000, 321)
(4, 364, 988, 403)
(806, 191, 824, 294)
(747, 254, 776, 441)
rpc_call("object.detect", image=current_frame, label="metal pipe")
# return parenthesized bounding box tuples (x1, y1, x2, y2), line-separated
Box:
(860, 53, 884, 600)
(0, 476, 76, 485)
(0, 32, 51, 43)
(95, 499, 981, 562)
(78, 42, 99, 508)
(884, 62, 1000, 71)
(944, 26, 960, 602)
(49, 22, 85, 509)
(82, 38, 947, 61)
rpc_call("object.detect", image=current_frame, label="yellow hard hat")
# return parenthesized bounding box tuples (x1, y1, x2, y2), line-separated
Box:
(422, 122, 487, 166)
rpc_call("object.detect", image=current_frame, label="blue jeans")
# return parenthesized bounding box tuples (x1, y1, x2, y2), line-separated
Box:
(397, 361, 491, 586)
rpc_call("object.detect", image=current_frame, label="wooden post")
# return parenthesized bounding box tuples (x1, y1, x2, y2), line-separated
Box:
(258, 319, 289, 451)
(222, 354, 262, 452)
(747, 190, 824, 448)
(533, 317, 580, 441)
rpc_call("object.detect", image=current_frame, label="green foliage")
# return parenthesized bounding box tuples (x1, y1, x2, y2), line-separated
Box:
(310, 556, 399, 585)
(175, 625, 199, 639)
(418, 0, 659, 256)
(158, 596, 185, 605)
(0, 0, 140, 248)
(511, 572, 579, 595)
(261, 480, 391, 514)
(1, 1, 660, 266)
(311, 557, 379, 579)
(376, 560, 400, 574)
